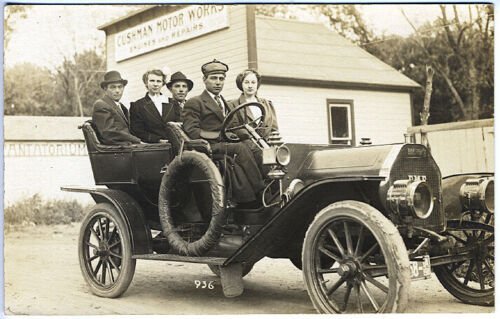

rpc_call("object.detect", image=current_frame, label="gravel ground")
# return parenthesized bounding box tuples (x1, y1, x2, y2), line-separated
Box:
(3, 223, 495, 315)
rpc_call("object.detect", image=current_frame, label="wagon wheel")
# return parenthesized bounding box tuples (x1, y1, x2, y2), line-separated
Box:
(302, 200, 410, 314)
(434, 210, 494, 306)
(78, 203, 136, 298)
(207, 263, 254, 278)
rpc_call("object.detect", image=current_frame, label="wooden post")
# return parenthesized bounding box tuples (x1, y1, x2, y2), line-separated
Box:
(421, 65, 434, 151)
(421, 65, 434, 125)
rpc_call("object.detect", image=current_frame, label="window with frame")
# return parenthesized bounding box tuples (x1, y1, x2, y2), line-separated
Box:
(327, 100, 354, 146)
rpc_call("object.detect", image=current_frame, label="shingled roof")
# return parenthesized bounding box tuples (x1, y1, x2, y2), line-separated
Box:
(255, 16, 420, 89)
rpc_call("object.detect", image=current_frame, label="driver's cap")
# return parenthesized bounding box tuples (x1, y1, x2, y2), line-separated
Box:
(201, 59, 229, 76)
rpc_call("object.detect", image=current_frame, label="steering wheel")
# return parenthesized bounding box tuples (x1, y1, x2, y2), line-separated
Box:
(220, 102, 267, 142)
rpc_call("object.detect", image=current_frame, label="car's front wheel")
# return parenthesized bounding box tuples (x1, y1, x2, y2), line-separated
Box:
(78, 203, 136, 298)
(302, 200, 410, 313)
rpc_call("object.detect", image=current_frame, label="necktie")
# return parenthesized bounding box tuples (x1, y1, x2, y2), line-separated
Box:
(214, 95, 225, 115)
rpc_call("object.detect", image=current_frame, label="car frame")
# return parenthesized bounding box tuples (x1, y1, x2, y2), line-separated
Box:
(62, 102, 494, 313)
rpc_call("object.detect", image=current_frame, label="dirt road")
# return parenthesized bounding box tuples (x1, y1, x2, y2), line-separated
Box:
(3, 223, 494, 315)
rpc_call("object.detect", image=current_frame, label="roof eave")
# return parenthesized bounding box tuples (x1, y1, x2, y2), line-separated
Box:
(262, 76, 422, 93)
(97, 5, 159, 31)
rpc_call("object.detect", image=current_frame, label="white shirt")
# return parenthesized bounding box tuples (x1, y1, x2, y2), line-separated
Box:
(149, 93, 167, 116)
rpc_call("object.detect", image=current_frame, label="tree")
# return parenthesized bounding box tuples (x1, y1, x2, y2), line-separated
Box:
(397, 4, 493, 121)
(255, 4, 494, 124)
(54, 49, 106, 116)
(4, 63, 56, 115)
(311, 4, 375, 45)
(4, 5, 31, 49)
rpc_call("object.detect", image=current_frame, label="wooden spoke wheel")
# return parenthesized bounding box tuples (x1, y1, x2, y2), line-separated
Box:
(302, 201, 410, 313)
(435, 211, 494, 306)
(78, 203, 136, 298)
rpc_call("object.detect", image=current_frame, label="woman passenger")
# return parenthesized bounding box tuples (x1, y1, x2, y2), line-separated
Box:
(228, 69, 279, 139)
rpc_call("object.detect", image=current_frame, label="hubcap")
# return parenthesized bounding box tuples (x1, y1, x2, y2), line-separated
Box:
(96, 241, 110, 258)
(338, 260, 358, 279)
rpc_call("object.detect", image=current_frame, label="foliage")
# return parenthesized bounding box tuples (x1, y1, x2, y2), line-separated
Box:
(54, 49, 106, 116)
(4, 63, 57, 115)
(256, 4, 494, 124)
(4, 49, 105, 116)
(311, 4, 375, 45)
(4, 194, 89, 225)
(4, 5, 31, 49)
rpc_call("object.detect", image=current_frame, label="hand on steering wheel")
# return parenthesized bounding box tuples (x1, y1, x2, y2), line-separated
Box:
(220, 102, 267, 143)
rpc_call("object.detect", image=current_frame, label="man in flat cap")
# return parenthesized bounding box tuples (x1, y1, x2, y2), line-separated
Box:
(130, 69, 193, 143)
(92, 70, 141, 145)
(182, 59, 264, 204)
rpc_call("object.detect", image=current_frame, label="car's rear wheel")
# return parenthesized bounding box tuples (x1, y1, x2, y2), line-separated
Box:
(434, 210, 494, 306)
(78, 203, 136, 298)
(302, 200, 410, 313)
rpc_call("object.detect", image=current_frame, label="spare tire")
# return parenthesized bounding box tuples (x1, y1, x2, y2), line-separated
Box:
(158, 150, 226, 256)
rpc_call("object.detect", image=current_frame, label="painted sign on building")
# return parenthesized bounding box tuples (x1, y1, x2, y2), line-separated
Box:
(115, 4, 229, 62)
(4, 142, 87, 157)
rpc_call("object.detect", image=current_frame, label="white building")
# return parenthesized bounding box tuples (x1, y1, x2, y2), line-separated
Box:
(99, 4, 420, 146)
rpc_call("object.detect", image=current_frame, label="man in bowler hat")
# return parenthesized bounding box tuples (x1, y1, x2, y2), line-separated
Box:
(182, 59, 264, 204)
(92, 70, 141, 145)
(130, 69, 193, 143)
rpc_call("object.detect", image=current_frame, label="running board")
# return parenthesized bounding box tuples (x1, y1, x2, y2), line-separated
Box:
(132, 253, 244, 297)
(132, 253, 226, 265)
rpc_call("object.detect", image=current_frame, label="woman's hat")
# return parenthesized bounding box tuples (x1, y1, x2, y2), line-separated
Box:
(100, 70, 128, 89)
(166, 71, 194, 91)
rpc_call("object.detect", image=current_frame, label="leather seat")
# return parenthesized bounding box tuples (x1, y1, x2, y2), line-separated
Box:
(81, 121, 130, 153)
(165, 122, 212, 157)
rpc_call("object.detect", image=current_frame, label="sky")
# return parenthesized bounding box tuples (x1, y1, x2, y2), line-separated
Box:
(4, 3, 481, 69)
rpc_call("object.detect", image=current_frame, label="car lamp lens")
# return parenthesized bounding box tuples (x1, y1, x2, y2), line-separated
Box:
(387, 179, 434, 219)
(410, 181, 434, 219)
(460, 178, 494, 214)
(276, 145, 291, 166)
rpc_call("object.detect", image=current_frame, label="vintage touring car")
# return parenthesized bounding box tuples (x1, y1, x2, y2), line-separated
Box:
(62, 102, 494, 313)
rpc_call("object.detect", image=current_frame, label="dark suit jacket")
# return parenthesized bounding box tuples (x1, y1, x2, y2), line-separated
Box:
(182, 90, 233, 141)
(130, 94, 182, 143)
(227, 94, 279, 139)
(92, 95, 141, 145)
(182, 90, 264, 202)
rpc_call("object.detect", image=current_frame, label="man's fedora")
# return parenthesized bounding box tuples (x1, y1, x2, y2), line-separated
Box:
(166, 71, 194, 91)
(100, 70, 128, 89)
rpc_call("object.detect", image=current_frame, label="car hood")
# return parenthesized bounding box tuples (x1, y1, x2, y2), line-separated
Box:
(284, 143, 403, 184)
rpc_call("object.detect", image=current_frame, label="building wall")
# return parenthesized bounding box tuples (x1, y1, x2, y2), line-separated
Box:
(4, 155, 94, 205)
(106, 5, 249, 106)
(259, 84, 412, 145)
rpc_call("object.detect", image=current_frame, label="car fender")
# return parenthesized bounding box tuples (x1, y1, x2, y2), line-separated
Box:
(61, 186, 152, 254)
(224, 176, 384, 266)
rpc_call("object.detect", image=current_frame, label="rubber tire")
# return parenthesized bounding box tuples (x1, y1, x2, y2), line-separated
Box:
(302, 200, 411, 313)
(207, 263, 254, 278)
(434, 218, 494, 306)
(78, 203, 136, 298)
(159, 150, 226, 256)
(434, 265, 494, 306)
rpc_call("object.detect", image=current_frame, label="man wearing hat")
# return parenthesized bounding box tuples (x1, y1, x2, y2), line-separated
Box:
(130, 69, 193, 143)
(92, 70, 141, 145)
(182, 59, 264, 204)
